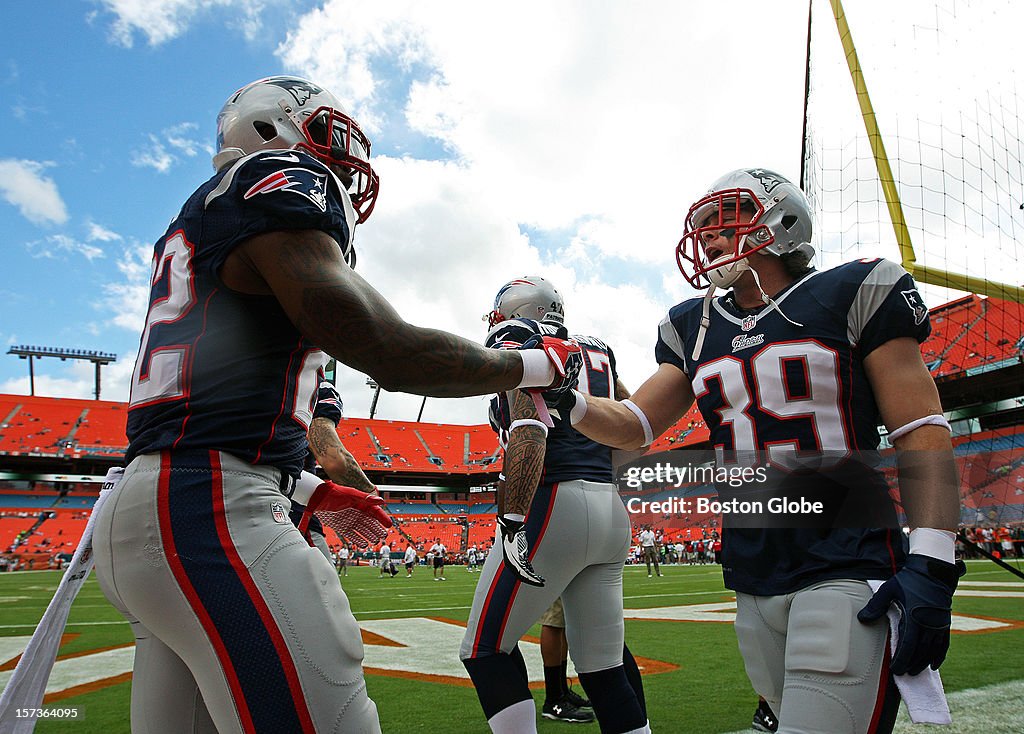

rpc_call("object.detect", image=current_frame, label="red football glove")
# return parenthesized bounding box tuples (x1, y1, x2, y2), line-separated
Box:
(297, 481, 393, 549)
(519, 335, 583, 427)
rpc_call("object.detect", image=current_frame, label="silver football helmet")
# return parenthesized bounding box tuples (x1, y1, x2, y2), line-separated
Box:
(213, 76, 379, 223)
(676, 168, 814, 289)
(485, 276, 565, 328)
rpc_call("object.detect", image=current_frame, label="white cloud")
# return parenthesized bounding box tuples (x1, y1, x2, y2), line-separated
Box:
(263, 1, 816, 419)
(28, 234, 105, 261)
(87, 222, 123, 242)
(0, 159, 68, 226)
(96, 0, 269, 47)
(130, 124, 210, 173)
(102, 242, 153, 333)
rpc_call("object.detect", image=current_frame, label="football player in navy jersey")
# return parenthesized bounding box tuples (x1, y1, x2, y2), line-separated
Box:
(546, 170, 963, 734)
(460, 277, 649, 734)
(91, 76, 580, 734)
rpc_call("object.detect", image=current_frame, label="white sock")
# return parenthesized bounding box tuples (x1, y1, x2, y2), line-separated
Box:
(487, 699, 537, 734)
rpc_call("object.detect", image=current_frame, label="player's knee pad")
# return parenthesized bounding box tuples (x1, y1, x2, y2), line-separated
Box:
(462, 646, 531, 720)
(578, 665, 646, 733)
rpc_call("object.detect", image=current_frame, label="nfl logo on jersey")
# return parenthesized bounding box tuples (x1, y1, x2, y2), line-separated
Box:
(272, 501, 287, 523)
(741, 315, 757, 331)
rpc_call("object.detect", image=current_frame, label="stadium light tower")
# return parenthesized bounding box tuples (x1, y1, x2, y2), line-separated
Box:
(366, 377, 381, 420)
(6, 345, 117, 400)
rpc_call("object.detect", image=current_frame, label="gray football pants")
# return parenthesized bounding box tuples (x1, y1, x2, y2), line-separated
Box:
(735, 579, 895, 734)
(460, 479, 632, 674)
(92, 450, 380, 734)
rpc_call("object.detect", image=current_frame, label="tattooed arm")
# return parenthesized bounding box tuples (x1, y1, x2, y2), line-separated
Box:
(498, 389, 548, 518)
(220, 229, 529, 396)
(307, 416, 377, 493)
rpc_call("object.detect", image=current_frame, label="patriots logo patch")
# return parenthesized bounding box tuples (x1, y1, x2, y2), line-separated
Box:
(901, 289, 928, 325)
(244, 167, 329, 212)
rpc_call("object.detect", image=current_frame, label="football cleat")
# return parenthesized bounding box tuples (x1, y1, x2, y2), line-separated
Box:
(497, 516, 545, 587)
(542, 694, 596, 724)
(751, 699, 778, 733)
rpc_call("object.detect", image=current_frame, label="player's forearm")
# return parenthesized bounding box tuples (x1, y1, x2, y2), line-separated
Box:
(501, 390, 547, 517)
(894, 425, 961, 531)
(259, 230, 529, 396)
(308, 417, 376, 492)
(575, 396, 648, 450)
(322, 445, 377, 493)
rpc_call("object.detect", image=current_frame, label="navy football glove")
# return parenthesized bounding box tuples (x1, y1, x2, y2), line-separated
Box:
(857, 554, 965, 676)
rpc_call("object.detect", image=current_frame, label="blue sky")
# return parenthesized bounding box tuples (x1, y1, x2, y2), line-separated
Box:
(2, 1, 1015, 423)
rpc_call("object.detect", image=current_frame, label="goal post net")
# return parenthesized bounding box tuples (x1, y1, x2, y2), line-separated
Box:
(802, 0, 1024, 305)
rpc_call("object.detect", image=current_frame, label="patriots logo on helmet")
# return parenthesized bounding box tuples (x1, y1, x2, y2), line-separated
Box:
(748, 168, 784, 194)
(244, 166, 329, 212)
(901, 289, 928, 325)
(263, 76, 322, 107)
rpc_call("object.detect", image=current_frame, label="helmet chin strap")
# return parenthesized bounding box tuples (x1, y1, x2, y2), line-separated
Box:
(691, 285, 716, 361)
(748, 268, 804, 328)
(692, 238, 803, 362)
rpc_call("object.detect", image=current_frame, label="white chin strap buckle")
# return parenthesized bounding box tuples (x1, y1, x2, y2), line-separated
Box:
(707, 254, 749, 289)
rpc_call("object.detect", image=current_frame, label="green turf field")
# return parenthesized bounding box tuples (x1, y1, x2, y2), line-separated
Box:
(0, 559, 1021, 733)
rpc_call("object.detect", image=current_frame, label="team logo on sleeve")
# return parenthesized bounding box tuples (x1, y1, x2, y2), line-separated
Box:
(244, 167, 329, 212)
(901, 289, 928, 325)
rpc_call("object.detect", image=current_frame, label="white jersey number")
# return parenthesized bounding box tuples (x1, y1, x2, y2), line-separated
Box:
(576, 348, 614, 399)
(691, 340, 851, 468)
(129, 232, 196, 408)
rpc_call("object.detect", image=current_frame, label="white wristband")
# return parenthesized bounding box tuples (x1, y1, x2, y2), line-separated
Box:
(622, 399, 654, 448)
(909, 528, 956, 564)
(509, 418, 549, 435)
(888, 414, 951, 442)
(568, 390, 588, 424)
(293, 471, 324, 505)
(517, 350, 556, 388)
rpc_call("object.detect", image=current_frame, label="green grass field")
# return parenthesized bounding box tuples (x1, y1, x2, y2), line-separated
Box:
(0, 559, 1021, 733)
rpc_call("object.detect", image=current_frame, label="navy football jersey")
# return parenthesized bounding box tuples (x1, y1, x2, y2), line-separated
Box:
(487, 319, 618, 484)
(126, 149, 357, 477)
(655, 259, 931, 595)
